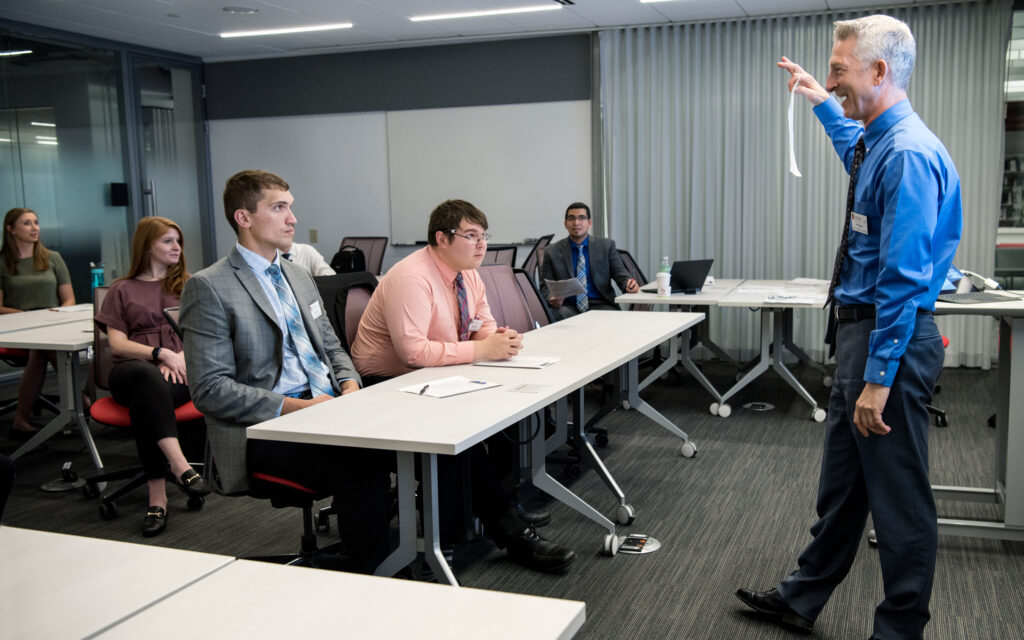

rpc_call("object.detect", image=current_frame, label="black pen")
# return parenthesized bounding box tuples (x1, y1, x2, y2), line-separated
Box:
(418, 384, 429, 395)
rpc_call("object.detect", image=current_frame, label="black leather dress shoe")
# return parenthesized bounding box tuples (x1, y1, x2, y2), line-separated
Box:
(506, 528, 575, 573)
(142, 506, 167, 537)
(516, 504, 551, 527)
(735, 587, 813, 633)
(177, 469, 210, 498)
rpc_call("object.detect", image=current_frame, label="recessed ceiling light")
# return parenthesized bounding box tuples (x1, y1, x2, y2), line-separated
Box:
(35, 135, 57, 141)
(410, 4, 561, 22)
(0, 138, 11, 143)
(30, 121, 56, 127)
(220, 22, 353, 38)
(222, 6, 258, 14)
(38, 140, 58, 146)
(0, 50, 32, 57)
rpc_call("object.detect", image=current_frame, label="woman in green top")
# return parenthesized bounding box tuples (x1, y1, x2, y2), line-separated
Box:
(1, 207, 76, 434)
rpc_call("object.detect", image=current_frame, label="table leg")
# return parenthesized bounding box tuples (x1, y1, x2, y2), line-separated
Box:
(715, 309, 772, 409)
(420, 453, 458, 586)
(10, 350, 103, 471)
(780, 308, 829, 377)
(374, 451, 418, 578)
(769, 310, 826, 420)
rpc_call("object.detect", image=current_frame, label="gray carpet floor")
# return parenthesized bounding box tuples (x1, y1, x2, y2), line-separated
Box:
(2, 361, 1022, 639)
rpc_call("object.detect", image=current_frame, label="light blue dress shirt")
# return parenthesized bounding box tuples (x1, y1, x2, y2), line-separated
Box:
(813, 98, 962, 386)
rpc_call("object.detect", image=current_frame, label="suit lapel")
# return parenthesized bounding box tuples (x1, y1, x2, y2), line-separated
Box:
(227, 249, 279, 329)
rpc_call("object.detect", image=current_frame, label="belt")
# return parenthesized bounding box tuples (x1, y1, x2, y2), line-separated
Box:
(284, 389, 313, 400)
(834, 304, 932, 323)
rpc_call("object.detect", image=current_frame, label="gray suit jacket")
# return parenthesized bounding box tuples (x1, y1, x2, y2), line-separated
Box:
(180, 247, 360, 494)
(539, 235, 632, 309)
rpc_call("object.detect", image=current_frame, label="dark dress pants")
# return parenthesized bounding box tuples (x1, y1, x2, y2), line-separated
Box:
(247, 440, 392, 575)
(777, 313, 944, 640)
(108, 360, 192, 480)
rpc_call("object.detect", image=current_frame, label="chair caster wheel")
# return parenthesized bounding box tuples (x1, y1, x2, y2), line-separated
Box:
(935, 414, 948, 427)
(680, 441, 698, 458)
(186, 496, 204, 511)
(823, 375, 833, 388)
(594, 433, 608, 448)
(563, 463, 581, 479)
(99, 501, 118, 520)
(812, 408, 827, 423)
(615, 504, 636, 525)
(710, 402, 719, 416)
(867, 529, 878, 547)
(603, 533, 619, 556)
(82, 483, 99, 499)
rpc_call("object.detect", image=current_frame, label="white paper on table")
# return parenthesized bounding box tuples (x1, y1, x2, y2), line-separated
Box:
(788, 277, 830, 286)
(788, 79, 803, 178)
(544, 278, 586, 299)
(474, 355, 560, 369)
(52, 303, 93, 312)
(764, 295, 817, 305)
(398, 375, 500, 398)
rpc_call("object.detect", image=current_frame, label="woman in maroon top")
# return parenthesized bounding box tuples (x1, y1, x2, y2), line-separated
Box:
(95, 217, 208, 537)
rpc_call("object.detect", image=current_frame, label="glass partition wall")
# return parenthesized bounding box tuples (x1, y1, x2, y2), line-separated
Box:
(0, 25, 210, 302)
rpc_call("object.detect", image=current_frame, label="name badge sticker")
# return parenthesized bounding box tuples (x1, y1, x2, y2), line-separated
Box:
(851, 212, 869, 235)
(310, 301, 323, 319)
(468, 317, 483, 332)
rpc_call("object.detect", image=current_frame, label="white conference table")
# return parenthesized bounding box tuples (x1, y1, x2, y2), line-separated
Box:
(0, 305, 93, 334)
(0, 526, 234, 640)
(248, 310, 704, 585)
(619, 279, 830, 420)
(4, 318, 101, 470)
(932, 292, 1024, 542)
(95, 559, 586, 640)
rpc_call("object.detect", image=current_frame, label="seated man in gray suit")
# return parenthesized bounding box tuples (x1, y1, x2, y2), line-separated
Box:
(180, 170, 390, 574)
(539, 202, 639, 320)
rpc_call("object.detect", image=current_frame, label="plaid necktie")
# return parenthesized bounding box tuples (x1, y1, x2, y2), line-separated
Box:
(265, 264, 334, 397)
(824, 136, 867, 356)
(455, 272, 470, 341)
(576, 248, 589, 312)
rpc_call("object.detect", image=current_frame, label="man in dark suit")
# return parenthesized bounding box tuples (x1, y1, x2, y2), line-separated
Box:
(180, 170, 390, 574)
(539, 202, 639, 319)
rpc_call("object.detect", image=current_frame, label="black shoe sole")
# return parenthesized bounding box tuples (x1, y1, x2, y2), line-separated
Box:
(509, 554, 576, 574)
(735, 591, 813, 633)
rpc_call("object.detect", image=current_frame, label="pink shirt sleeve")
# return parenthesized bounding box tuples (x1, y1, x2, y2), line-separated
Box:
(383, 274, 477, 368)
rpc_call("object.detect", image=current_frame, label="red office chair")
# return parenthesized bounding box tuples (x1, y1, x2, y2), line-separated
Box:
(82, 292, 206, 519)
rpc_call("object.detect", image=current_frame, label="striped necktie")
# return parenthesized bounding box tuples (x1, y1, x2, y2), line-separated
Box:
(455, 273, 471, 341)
(265, 264, 334, 398)
(825, 136, 866, 308)
(576, 248, 589, 312)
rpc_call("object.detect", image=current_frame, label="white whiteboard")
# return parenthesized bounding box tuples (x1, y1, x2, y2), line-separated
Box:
(386, 101, 591, 245)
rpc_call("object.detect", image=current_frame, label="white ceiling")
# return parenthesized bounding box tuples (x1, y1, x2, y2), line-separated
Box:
(0, 0, 921, 62)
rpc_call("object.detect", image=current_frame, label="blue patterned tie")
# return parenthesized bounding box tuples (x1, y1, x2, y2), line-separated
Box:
(576, 248, 588, 312)
(455, 273, 470, 341)
(265, 264, 334, 397)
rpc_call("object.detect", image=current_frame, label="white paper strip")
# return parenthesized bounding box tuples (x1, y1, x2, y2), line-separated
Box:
(787, 79, 802, 178)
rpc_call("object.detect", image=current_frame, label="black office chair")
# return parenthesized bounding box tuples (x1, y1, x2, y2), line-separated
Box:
(482, 245, 518, 266)
(520, 234, 554, 287)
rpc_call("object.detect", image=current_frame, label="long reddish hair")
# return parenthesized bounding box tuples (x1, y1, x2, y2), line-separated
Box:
(121, 217, 189, 296)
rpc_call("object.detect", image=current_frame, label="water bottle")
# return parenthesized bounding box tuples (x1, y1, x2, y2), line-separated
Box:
(656, 256, 672, 297)
(89, 261, 105, 289)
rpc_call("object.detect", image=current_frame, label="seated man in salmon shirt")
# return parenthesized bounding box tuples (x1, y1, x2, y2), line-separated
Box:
(351, 198, 575, 574)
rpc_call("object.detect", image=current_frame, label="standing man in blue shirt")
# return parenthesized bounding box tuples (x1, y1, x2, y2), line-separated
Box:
(737, 15, 962, 639)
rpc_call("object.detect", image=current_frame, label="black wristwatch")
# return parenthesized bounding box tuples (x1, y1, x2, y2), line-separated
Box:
(152, 346, 162, 363)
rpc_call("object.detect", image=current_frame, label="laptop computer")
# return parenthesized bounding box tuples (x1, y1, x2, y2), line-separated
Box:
(640, 259, 714, 294)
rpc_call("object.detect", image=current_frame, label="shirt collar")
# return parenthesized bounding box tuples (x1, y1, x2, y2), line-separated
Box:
(864, 98, 913, 150)
(425, 246, 461, 285)
(236, 242, 280, 273)
(571, 236, 589, 250)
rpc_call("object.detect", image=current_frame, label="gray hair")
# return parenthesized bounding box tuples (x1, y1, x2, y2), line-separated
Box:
(834, 14, 915, 90)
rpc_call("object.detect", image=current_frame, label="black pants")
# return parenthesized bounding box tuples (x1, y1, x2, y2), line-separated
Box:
(436, 442, 522, 547)
(247, 439, 392, 575)
(108, 360, 193, 480)
(0, 453, 14, 520)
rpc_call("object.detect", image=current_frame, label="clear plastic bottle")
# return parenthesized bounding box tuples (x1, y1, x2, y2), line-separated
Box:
(90, 261, 105, 289)
(660, 256, 672, 273)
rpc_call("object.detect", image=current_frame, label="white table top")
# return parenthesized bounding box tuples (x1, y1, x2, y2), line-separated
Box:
(716, 279, 829, 308)
(0, 318, 93, 350)
(616, 278, 745, 306)
(95, 559, 586, 640)
(935, 291, 1024, 317)
(0, 527, 234, 640)
(0, 305, 93, 334)
(248, 310, 703, 455)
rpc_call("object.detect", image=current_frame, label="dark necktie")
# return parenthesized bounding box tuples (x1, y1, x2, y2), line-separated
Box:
(282, 252, 292, 261)
(824, 136, 866, 356)
(455, 273, 470, 341)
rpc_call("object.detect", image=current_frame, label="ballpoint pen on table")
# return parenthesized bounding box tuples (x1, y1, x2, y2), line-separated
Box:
(418, 384, 429, 395)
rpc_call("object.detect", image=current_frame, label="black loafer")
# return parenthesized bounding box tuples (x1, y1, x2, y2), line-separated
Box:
(506, 527, 575, 573)
(735, 587, 813, 633)
(178, 469, 210, 498)
(142, 506, 167, 537)
(516, 504, 552, 528)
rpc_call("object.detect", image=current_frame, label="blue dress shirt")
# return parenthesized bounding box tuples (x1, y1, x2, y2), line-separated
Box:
(813, 98, 962, 386)
(570, 237, 600, 299)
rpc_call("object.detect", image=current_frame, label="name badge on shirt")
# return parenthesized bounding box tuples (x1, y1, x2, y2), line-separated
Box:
(851, 212, 869, 235)
(309, 301, 323, 319)
(468, 317, 483, 332)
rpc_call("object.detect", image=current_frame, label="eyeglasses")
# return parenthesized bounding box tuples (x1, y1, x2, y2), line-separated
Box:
(450, 230, 491, 244)
(565, 215, 590, 222)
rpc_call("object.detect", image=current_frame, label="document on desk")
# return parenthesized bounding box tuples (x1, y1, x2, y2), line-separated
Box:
(474, 355, 560, 369)
(51, 303, 93, 312)
(544, 278, 586, 299)
(788, 278, 829, 286)
(399, 375, 500, 398)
